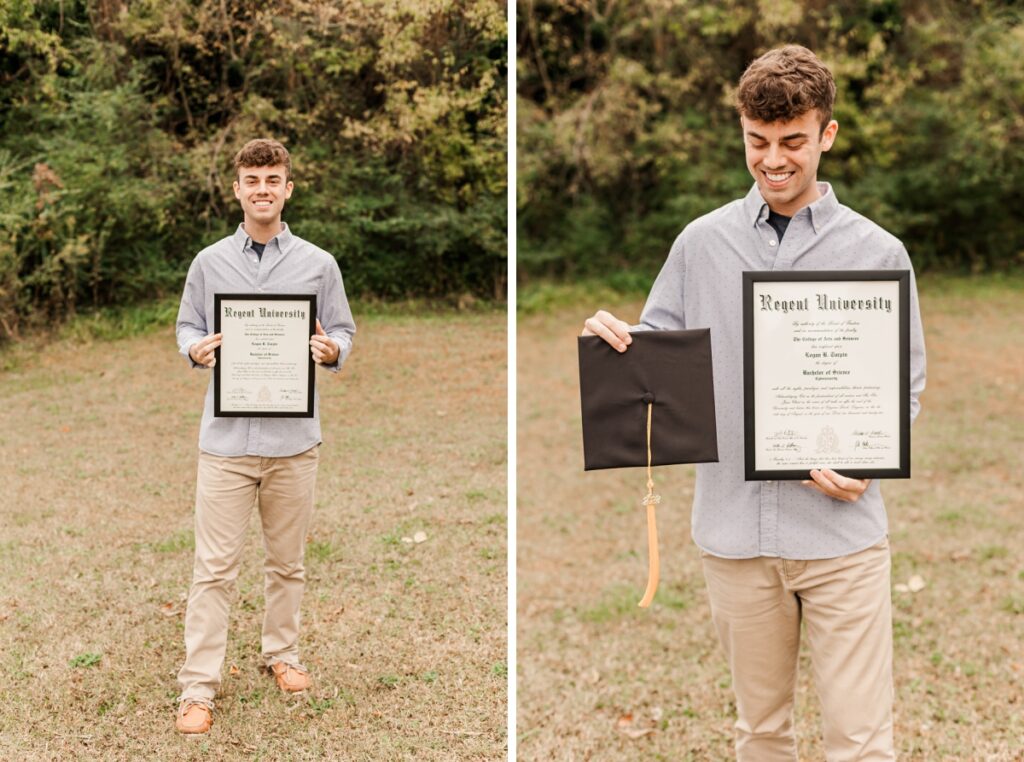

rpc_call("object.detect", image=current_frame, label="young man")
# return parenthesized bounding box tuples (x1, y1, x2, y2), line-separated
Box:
(583, 46, 926, 760)
(173, 138, 356, 734)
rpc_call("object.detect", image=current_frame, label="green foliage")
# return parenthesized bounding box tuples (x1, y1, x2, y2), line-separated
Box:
(518, 1, 1024, 281)
(0, 0, 506, 341)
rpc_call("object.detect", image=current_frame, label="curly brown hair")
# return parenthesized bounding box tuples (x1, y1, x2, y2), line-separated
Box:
(233, 138, 292, 181)
(736, 45, 836, 134)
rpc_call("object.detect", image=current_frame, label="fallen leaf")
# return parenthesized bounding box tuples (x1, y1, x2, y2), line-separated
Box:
(616, 713, 633, 728)
(908, 575, 926, 593)
(229, 664, 240, 676)
(60, 426, 71, 433)
(159, 602, 180, 617)
(413, 531, 427, 544)
(401, 536, 413, 544)
(894, 584, 909, 593)
(650, 706, 663, 722)
(951, 549, 971, 562)
(583, 668, 600, 685)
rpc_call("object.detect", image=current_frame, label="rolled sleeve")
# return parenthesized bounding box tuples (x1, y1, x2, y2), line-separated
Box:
(176, 258, 209, 369)
(318, 259, 356, 373)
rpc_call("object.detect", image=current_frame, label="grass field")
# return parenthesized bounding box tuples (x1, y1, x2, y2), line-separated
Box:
(0, 311, 507, 761)
(516, 278, 1024, 760)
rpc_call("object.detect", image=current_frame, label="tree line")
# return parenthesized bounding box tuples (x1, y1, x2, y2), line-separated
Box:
(518, 0, 1024, 282)
(0, 0, 507, 339)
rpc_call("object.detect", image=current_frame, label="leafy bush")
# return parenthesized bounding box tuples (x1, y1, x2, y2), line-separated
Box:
(518, 1, 1024, 281)
(0, 0, 507, 340)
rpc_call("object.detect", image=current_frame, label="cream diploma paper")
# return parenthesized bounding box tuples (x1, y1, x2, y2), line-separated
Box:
(216, 296, 313, 415)
(751, 279, 902, 473)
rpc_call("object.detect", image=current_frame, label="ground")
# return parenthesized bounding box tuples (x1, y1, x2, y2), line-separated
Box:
(516, 279, 1023, 761)
(0, 311, 507, 761)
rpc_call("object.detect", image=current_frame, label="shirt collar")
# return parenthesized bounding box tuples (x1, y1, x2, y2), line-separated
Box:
(232, 222, 294, 253)
(743, 181, 838, 234)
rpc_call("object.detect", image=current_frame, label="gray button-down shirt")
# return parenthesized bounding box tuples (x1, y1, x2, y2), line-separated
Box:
(638, 183, 926, 560)
(176, 223, 356, 457)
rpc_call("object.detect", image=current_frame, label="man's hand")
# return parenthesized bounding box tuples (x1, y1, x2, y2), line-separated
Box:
(189, 333, 222, 368)
(310, 319, 339, 365)
(802, 468, 871, 503)
(582, 310, 633, 353)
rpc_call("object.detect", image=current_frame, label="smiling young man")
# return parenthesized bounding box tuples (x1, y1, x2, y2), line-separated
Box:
(173, 138, 355, 734)
(583, 46, 926, 760)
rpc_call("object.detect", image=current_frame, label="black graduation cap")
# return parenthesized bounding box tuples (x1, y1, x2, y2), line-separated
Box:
(578, 328, 719, 607)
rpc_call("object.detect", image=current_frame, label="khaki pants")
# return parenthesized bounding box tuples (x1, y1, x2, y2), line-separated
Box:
(701, 538, 894, 762)
(176, 446, 319, 704)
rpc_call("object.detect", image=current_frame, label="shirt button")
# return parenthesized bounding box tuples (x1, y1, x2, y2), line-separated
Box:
(768, 240, 777, 247)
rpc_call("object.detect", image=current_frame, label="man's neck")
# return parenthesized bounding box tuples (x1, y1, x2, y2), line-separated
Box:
(766, 180, 823, 217)
(243, 219, 283, 245)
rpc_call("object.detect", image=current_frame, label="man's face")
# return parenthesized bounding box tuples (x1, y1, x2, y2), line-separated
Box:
(741, 111, 838, 216)
(233, 164, 293, 226)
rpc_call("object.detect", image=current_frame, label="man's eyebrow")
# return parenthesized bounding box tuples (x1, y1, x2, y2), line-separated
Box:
(746, 130, 809, 141)
(241, 172, 285, 180)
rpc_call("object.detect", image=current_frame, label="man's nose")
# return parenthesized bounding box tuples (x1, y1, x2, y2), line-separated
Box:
(764, 143, 785, 168)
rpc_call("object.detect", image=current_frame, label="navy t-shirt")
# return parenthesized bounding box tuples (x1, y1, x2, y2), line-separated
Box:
(767, 210, 791, 242)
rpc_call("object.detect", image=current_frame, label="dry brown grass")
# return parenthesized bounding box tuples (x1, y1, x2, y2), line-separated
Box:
(0, 312, 507, 761)
(516, 282, 1024, 761)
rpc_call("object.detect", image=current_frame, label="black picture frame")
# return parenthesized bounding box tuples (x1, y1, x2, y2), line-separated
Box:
(213, 293, 316, 418)
(742, 270, 910, 481)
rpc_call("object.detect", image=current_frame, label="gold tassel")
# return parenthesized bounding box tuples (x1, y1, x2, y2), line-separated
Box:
(638, 401, 661, 608)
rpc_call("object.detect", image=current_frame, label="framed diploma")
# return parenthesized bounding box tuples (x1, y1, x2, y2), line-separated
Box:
(213, 294, 316, 417)
(743, 271, 910, 480)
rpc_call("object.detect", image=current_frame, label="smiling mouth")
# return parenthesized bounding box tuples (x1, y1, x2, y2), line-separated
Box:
(253, 200, 272, 208)
(762, 170, 795, 187)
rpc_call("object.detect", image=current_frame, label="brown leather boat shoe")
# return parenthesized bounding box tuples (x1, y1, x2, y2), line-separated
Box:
(175, 700, 213, 734)
(269, 661, 312, 693)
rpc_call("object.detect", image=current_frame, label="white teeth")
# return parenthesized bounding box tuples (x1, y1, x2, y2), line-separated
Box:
(766, 172, 792, 182)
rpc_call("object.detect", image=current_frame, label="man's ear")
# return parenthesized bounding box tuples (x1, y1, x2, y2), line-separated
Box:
(821, 119, 839, 152)
(232, 179, 241, 200)
(284, 181, 294, 200)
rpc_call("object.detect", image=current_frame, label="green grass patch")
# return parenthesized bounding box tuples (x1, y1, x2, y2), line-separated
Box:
(140, 530, 194, 554)
(376, 674, 401, 689)
(978, 545, 1009, 561)
(69, 652, 102, 668)
(999, 595, 1024, 615)
(307, 539, 341, 563)
(578, 584, 645, 623)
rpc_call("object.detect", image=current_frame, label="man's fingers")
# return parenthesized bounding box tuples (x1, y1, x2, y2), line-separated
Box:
(315, 319, 326, 336)
(808, 469, 863, 502)
(594, 311, 632, 345)
(583, 316, 631, 353)
(820, 468, 857, 492)
(584, 318, 627, 352)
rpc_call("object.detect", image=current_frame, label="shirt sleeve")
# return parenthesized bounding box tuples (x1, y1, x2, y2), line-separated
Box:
(318, 257, 356, 374)
(635, 230, 688, 331)
(898, 246, 927, 424)
(176, 256, 208, 369)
